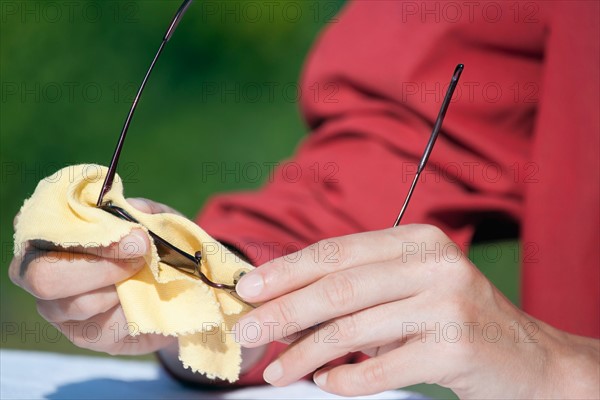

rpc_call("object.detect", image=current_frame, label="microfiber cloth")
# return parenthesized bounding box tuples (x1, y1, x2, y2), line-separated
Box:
(13, 164, 252, 382)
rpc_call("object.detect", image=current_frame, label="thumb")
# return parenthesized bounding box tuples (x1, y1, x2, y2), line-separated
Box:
(126, 198, 184, 217)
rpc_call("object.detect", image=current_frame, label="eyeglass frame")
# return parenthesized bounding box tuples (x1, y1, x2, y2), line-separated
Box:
(94, 0, 463, 297)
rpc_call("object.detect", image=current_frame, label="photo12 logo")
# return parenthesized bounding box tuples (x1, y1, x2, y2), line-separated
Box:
(1, 1, 139, 24)
(399, 2, 540, 24)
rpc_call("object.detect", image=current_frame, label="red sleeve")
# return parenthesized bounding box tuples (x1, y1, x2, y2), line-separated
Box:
(196, 0, 599, 386)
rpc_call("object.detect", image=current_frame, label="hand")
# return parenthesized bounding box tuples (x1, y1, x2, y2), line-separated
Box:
(9, 198, 181, 356)
(235, 224, 600, 398)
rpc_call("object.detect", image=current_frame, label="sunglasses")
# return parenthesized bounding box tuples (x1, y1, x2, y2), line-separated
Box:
(96, 0, 463, 299)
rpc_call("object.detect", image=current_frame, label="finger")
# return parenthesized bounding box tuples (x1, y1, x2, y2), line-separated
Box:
(56, 306, 172, 356)
(126, 198, 184, 216)
(26, 229, 149, 261)
(36, 286, 120, 322)
(237, 259, 425, 347)
(11, 250, 145, 300)
(313, 341, 439, 396)
(261, 325, 348, 386)
(260, 297, 422, 386)
(361, 341, 402, 358)
(236, 224, 444, 302)
(13, 211, 20, 229)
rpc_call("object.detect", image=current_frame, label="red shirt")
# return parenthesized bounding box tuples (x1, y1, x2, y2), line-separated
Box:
(197, 0, 600, 385)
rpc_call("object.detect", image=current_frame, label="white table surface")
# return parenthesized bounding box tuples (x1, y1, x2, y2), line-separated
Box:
(0, 349, 426, 399)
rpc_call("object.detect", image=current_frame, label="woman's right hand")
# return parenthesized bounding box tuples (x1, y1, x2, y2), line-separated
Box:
(8, 198, 179, 355)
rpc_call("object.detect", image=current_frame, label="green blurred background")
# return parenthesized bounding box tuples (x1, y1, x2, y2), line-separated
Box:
(0, 1, 520, 398)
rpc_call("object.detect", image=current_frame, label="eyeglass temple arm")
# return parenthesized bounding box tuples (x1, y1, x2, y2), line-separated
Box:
(96, 0, 194, 206)
(392, 64, 463, 227)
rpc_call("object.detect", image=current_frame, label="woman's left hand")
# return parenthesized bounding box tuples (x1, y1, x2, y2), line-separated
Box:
(234, 224, 599, 399)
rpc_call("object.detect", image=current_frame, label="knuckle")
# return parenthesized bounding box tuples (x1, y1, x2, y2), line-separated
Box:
(156, 201, 179, 216)
(286, 340, 310, 365)
(422, 224, 446, 239)
(117, 237, 145, 260)
(361, 359, 387, 388)
(138, 199, 174, 215)
(443, 292, 462, 315)
(321, 273, 356, 310)
(68, 296, 95, 321)
(126, 198, 152, 213)
(410, 224, 447, 242)
(150, 200, 168, 214)
(333, 314, 359, 347)
(458, 264, 479, 288)
(145, 200, 161, 214)
(320, 237, 347, 268)
(274, 298, 298, 326)
(277, 258, 300, 286)
(443, 259, 479, 291)
(308, 237, 347, 271)
(444, 295, 474, 323)
(27, 264, 61, 300)
(70, 324, 106, 351)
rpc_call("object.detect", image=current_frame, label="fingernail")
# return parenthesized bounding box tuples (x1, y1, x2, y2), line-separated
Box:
(263, 360, 283, 384)
(123, 230, 148, 255)
(313, 371, 328, 387)
(236, 273, 264, 299)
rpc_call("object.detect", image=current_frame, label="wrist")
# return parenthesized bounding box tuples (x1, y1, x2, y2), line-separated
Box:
(546, 330, 600, 399)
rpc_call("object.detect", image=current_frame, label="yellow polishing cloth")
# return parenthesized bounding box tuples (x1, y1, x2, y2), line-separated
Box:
(13, 164, 252, 381)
